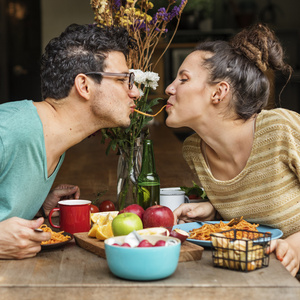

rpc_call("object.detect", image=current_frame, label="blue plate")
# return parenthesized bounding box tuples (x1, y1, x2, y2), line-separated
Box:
(173, 221, 283, 247)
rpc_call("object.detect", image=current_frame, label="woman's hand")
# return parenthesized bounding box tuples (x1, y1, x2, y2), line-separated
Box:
(268, 235, 300, 276)
(43, 184, 80, 216)
(173, 202, 216, 225)
(0, 217, 51, 259)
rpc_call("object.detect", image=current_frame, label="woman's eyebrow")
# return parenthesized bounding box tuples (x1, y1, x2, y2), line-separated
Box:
(178, 69, 189, 76)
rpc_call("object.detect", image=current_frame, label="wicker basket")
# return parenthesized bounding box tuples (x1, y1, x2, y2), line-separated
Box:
(211, 229, 272, 272)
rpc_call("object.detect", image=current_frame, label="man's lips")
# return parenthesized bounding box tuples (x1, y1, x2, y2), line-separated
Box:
(130, 105, 136, 113)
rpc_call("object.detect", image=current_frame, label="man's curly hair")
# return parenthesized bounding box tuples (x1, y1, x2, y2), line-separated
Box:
(41, 24, 135, 100)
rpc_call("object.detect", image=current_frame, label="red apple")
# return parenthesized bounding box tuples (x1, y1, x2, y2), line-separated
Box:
(154, 240, 166, 247)
(119, 204, 145, 221)
(170, 228, 189, 243)
(99, 200, 116, 212)
(90, 204, 99, 213)
(143, 205, 174, 232)
(137, 240, 153, 247)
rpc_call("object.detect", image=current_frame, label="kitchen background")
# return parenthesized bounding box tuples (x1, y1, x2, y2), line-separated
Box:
(0, 0, 300, 114)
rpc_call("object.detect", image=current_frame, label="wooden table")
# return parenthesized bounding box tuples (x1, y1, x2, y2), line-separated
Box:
(53, 123, 198, 203)
(14, 122, 296, 299)
(0, 240, 299, 300)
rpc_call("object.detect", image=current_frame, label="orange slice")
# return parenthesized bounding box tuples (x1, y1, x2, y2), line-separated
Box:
(91, 211, 118, 224)
(91, 213, 107, 224)
(95, 223, 113, 240)
(88, 224, 99, 238)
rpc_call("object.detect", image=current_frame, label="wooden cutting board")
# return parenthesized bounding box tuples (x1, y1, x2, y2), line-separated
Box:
(74, 232, 204, 262)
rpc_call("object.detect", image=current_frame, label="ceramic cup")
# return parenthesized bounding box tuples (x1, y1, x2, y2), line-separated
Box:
(49, 199, 91, 234)
(160, 188, 190, 212)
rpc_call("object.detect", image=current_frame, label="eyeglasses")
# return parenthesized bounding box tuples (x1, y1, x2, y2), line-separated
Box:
(84, 72, 135, 90)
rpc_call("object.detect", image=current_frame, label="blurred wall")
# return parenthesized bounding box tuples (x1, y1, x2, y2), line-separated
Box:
(213, 0, 300, 30)
(2, 0, 299, 107)
(41, 0, 93, 50)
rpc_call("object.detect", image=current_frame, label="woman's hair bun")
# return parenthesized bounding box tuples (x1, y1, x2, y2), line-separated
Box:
(230, 23, 291, 75)
(230, 23, 274, 72)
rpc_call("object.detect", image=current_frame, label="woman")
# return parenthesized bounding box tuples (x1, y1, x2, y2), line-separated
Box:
(165, 23, 300, 276)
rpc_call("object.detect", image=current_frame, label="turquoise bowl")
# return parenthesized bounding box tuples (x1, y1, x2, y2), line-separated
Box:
(104, 235, 181, 281)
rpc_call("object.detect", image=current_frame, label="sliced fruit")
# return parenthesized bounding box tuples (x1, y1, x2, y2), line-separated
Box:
(91, 211, 118, 224)
(95, 223, 114, 240)
(102, 212, 113, 225)
(89, 211, 119, 240)
(137, 227, 169, 236)
(170, 228, 189, 243)
(91, 213, 106, 224)
(88, 224, 99, 238)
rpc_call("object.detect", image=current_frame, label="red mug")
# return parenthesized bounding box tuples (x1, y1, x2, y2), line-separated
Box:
(49, 200, 91, 234)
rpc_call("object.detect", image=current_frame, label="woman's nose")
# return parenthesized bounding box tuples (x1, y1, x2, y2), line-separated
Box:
(165, 82, 175, 96)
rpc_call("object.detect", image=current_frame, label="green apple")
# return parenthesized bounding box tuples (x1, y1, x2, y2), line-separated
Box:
(112, 212, 143, 236)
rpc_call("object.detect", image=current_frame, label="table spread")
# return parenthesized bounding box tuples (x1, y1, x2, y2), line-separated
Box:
(0, 239, 299, 300)
(2, 123, 299, 299)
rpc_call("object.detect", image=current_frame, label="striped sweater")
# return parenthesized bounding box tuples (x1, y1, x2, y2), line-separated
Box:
(183, 108, 300, 238)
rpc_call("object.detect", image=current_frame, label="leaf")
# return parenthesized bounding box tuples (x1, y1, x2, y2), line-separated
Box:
(105, 140, 114, 155)
(92, 190, 108, 205)
(180, 181, 208, 199)
(143, 98, 161, 112)
(140, 117, 152, 128)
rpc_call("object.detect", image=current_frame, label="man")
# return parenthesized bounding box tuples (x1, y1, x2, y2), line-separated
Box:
(0, 24, 139, 259)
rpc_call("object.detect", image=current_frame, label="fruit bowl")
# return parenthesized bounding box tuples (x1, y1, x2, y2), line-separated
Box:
(104, 235, 181, 281)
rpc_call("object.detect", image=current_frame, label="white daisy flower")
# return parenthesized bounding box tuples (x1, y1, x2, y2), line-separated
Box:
(138, 88, 144, 97)
(130, 69, 160, 90)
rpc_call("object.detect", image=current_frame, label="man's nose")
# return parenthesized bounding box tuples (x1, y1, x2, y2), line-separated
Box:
(130, 84, 140, 100)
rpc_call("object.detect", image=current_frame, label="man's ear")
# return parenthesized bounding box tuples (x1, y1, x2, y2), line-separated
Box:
(74, 74, 91, 100)
(211, 81, 230, 104)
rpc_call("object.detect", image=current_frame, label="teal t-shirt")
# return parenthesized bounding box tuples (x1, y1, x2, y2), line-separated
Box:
(0, 100, 65, 221)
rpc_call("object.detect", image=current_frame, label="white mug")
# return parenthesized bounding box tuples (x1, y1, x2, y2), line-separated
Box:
(160, 188, 190, 212)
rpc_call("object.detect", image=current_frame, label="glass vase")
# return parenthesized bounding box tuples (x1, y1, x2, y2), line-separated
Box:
(117, 140, 143, 210)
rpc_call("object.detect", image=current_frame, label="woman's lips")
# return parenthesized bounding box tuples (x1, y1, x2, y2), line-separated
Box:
(166, 103, 173, 109)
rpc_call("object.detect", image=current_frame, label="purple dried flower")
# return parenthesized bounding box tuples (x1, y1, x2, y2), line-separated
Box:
(157, 7, 166, 16)
(165, 6, 180, 21)
(112, 0, 122, 10)
(135, 20, 147, 30)
(151, 7, 169, 24)
(179, 0, 188, 12)
(150, 14, 157, 25)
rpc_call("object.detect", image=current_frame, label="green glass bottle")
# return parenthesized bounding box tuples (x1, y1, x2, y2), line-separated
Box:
(137, 139, 160, 209)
